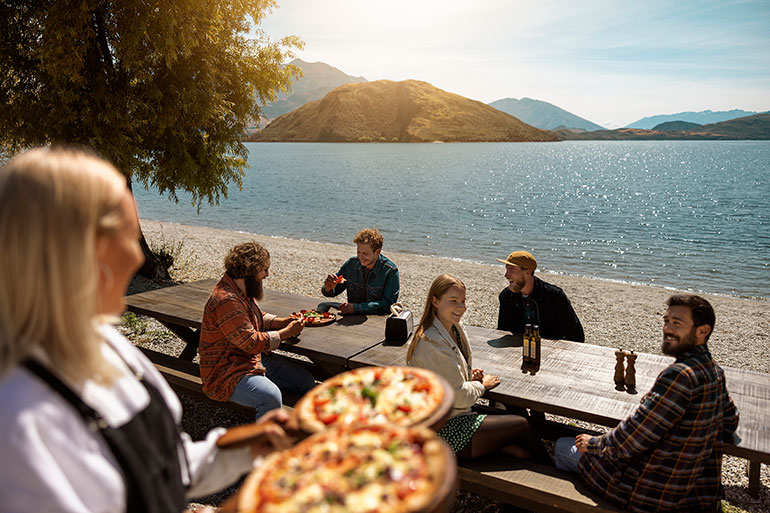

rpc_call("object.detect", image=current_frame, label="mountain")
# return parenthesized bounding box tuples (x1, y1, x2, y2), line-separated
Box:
(250, 80, 559, 143)
(552, 113, 770, 140)
(488, 97, 605, 131)
(626, 109, 758, 129)
(653, 121, 701, 131)
(259, 59, 367, 120)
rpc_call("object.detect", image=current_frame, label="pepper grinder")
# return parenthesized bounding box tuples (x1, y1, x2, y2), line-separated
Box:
(625, 350, 638, 394)
(614, 349, 626, 391)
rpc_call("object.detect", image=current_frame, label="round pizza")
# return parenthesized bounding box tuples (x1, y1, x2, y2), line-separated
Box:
(295, 366, 447, 433)
(237, 423, 454, 513)
(290, 309, 336, 325)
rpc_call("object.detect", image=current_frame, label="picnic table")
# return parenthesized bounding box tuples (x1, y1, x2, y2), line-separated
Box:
(350, 324, 770, 499)
(125, 279, 769, 501)
(125, 278, 389, 377)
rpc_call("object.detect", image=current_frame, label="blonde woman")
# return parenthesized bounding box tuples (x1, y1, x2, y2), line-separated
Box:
(407, 274, 550, 462)
(0, 147, 290, 513)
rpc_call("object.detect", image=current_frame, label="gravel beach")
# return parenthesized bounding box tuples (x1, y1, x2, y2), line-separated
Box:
(129, 219, 769, 512)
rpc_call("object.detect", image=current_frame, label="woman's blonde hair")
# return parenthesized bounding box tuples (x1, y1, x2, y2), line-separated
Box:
(0, 147, 127, 383)
(406, 274, 466, 364)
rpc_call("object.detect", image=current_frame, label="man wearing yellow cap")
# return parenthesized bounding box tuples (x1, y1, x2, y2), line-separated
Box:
(496, 250, 584, 342)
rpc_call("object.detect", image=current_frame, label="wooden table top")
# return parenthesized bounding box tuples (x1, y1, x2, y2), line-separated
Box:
(125, 278, 389, 368)
(349, 324, 770, 464)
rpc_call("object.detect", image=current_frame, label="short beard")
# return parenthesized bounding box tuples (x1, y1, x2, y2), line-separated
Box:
(509, 277, 526, 293)
(244, 275, 264, 301)
(662, 328, 697, 357)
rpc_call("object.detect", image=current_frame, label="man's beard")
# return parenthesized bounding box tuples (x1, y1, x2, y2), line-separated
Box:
(661, 328, 697, 357)
(509, 276, 526, 293)
(245, 275, 264, 300)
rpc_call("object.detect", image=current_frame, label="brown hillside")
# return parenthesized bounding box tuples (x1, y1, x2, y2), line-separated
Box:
(250, 80, 559, 142)
(553, 113, 770, 140)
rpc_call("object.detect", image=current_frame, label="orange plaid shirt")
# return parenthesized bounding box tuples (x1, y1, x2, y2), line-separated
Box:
(199, 274, 281, 401)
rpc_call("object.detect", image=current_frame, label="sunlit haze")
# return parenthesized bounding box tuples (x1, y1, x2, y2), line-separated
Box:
(259, 0, 770, 128)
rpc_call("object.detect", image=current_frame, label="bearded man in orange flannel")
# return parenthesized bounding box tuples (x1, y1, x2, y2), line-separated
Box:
(199, 242, 316, 419)
(554, 294, 739, 513)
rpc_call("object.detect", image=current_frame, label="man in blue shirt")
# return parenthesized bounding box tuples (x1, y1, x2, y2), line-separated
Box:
(322, 228, 400, 315)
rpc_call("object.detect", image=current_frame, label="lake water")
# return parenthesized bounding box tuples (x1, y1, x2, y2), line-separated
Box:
(132, 141, 770, 299)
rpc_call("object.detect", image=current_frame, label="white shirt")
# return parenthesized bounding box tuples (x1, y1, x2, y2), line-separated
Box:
(0, 325, 254, 513)
(408, 322, 485, 416)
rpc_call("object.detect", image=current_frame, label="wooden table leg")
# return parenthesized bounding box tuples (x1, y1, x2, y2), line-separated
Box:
(158, 320, 200, 361)
(747, 460, 760, 498)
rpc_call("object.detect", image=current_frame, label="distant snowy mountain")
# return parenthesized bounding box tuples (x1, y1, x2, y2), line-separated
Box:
(626, 109, 758, 129)
(488, 97, 604, 131)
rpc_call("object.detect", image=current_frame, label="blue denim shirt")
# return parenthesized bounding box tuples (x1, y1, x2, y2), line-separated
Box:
(321, 254, 400, 314)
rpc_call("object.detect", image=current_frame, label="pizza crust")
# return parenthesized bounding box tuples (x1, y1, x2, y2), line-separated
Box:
(236, 424, 454, 513)
(294, 366, 446, 434)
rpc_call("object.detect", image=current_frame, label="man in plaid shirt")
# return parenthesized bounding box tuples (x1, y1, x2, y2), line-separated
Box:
(555, 294, 739, 512)
(199, 242, 316, 419)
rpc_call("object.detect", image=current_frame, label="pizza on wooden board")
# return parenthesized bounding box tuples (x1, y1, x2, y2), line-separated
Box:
(290, 309, 336, 325)
(236, 423, 454, 513)
(295, 366, 448, 433)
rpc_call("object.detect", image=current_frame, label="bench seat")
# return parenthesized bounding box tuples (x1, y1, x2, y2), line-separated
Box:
(459, 456, 625, 513)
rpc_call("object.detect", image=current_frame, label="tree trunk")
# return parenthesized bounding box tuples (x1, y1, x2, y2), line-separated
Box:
(128, 181, 172, 282)
(138, 230, 172, 282)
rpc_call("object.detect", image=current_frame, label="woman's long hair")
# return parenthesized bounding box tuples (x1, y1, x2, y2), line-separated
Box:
(0, 147, 126, 383)
(406, 274, 466, 364)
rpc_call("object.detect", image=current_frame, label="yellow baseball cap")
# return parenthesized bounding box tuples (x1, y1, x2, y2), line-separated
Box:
(496, 250, 537, 270)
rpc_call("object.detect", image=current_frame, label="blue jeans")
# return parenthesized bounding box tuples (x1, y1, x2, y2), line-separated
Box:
(554, 436, 584, 473)
(229, 353, 316, 420)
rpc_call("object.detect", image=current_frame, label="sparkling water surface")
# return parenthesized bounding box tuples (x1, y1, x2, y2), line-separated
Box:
(133, 141, 770, 299)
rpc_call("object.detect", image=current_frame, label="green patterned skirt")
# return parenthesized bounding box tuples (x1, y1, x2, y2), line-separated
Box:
(437, 413, 487, 454)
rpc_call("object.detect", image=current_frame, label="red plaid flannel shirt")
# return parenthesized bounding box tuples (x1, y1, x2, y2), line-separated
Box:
(198, 274, 281, 401)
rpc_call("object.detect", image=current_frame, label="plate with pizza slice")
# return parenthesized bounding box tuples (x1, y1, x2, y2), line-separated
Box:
(234, 423, 457, 513)
(289, 309, 336, 326)
(294, 366, 454, 433)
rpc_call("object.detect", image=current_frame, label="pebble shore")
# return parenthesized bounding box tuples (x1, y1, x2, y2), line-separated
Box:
(132, 219, 769, 512)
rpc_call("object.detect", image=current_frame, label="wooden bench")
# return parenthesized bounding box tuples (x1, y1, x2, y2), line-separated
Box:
(137, 346, 325, 414)
(459, 456, 624, 513)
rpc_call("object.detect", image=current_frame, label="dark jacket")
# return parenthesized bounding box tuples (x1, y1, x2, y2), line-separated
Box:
(497, 276, 585, 342)
(321, 253, 399, 314)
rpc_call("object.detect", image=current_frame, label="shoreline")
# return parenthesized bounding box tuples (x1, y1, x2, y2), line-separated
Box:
(141, 218, 770, 374)
(140, 217, 769, 302)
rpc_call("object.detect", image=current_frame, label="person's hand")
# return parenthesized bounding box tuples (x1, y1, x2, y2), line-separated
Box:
(339, 302, 355, 314)
(249, 409, 294, 459)
(481, 373, 501, 390)
(471, 368, 484, 381)
(279, 319, 304, 340)
(575, 433, 592, 454)
(324, 274, 338, 293)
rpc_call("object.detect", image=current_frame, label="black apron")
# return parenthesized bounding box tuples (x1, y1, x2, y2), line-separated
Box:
(23, 358, 188, 513)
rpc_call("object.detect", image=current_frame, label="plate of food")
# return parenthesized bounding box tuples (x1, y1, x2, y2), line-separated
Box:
(233, 423, 457, 513)
(290, 309, 336, 326)
(294, 366, 454, 433)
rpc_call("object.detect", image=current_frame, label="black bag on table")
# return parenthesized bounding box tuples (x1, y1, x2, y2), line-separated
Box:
(385, 302, 413, 344)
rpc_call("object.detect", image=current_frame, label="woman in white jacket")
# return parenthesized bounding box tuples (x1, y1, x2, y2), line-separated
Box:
(407, 274, 549, 461)
(0, 147, 290, 513)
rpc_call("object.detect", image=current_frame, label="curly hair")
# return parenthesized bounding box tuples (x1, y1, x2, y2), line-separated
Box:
(353, 228, 383, 252)
(224, 242, 270, 279)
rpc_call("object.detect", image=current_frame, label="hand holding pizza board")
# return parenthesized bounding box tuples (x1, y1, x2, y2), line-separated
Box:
(218, 367, 458, 513)
(217, 366, 455, 448)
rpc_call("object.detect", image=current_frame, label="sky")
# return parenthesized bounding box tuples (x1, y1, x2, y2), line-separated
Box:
(258, 0, 770, 128)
